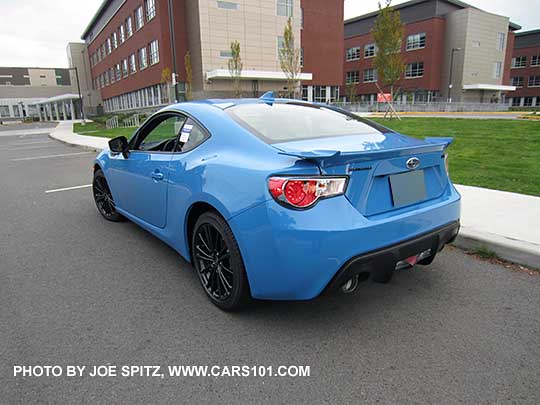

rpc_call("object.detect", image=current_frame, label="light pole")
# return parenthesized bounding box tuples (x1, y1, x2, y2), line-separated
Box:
(70, 66, 85, 123)
(168, 0, 179, 103)
(447, 47, 461, 103)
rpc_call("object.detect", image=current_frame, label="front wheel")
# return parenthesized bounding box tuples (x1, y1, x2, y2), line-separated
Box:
(192, 212, 250, 311)
(93, 169, 123, 222)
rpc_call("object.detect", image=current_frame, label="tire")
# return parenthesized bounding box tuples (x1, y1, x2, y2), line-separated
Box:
(93, 169, 123, 222)
(192, 212, 251, 311)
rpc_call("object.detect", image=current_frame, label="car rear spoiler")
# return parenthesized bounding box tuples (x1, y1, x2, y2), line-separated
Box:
(276, 137, 453, 167)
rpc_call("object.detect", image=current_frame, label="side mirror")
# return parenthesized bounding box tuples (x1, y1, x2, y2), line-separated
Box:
(109, 136, 129, 158)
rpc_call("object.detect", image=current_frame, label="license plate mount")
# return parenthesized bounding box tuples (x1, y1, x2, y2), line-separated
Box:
(389, 170, 426, 207)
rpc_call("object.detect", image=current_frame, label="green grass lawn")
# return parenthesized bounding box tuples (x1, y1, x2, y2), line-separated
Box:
(371, 118, 540, 196)
(73, 122, 136, 139)
(75, 117, 540, 196)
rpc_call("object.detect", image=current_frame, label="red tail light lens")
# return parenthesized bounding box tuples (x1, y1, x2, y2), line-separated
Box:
(268, 177, 347, 208)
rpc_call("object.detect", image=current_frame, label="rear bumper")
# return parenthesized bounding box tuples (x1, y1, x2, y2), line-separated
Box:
(324, 220, 460, 293)
(229, 185, 461, 300)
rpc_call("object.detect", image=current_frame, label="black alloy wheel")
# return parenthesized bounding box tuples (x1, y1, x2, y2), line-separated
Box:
(192, 212, 250, 310)
(93, 169, 122, 222)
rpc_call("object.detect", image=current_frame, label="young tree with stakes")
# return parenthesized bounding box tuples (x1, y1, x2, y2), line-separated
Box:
(184, 51, 193, 101)
(228, 40, 243, 98)
(372, 0, 405, 119)
(279, 17, 302, 98)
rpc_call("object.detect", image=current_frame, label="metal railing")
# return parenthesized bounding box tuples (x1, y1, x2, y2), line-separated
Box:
(106, 116, 119, 129)
(335, 101, 511, 113)
(123, 114, 141, 127)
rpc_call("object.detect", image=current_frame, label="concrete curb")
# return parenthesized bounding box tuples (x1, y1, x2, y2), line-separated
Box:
(47, 133, 104, 153)
(452, 228, 540, 269)
(49, 121, 108, 152)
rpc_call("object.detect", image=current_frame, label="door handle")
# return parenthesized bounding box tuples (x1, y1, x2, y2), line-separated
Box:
(151, 171, 164, 181)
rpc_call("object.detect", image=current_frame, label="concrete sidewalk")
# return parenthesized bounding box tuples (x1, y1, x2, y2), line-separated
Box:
(453, 185, 540, 268)
(49, 120, 108, 151)
(49, 121, 540, 269)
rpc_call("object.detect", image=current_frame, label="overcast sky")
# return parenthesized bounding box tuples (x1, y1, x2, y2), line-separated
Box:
(0, 0, 537, 68)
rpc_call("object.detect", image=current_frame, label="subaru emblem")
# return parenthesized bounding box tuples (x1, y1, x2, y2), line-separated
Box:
(406, 157, 420, 170)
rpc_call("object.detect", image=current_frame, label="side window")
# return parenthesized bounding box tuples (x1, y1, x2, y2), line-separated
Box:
(136, 114, 186, 152)
(176, 118, 208, 153)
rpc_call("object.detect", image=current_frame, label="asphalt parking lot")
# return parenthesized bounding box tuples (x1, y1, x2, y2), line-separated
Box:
(1, 125, 539, 403)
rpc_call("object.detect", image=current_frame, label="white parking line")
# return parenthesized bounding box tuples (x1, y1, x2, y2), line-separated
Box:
(7, 144, 62, 151)
(45, 184, 92, 194)
(12, 152, 93, 161)
(8, 140, 54, 146)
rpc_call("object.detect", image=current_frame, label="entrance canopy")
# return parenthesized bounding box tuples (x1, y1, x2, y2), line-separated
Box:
(462, 84, 516, 91)
(206, 69, 313, 81)
(28, 93, 82, 121)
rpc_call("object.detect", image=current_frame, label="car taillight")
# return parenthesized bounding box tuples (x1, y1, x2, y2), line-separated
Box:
(268, 177, 347, 209)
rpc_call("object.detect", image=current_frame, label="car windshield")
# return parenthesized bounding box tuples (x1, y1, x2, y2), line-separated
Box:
(227, 102, 381, 143)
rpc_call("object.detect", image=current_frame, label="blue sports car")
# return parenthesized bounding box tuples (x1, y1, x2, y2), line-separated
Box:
(93, 93, 460, 310)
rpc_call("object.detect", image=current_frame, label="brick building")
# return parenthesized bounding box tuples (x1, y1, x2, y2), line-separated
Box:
(81, 0, 344, 113)
(344, 0, 520, 103)
(508, 29, 540, 107)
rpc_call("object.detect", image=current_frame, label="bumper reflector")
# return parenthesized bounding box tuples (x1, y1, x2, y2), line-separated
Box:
(395, 249, 432, 270)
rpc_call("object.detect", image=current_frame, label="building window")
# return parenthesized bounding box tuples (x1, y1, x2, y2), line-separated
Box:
(528, 76, 540, 87)
(219, 50, 232, 58)
(300, 47, 304, 67)
(531, 55, 540, 66)
(511, 76, 524, 87)
(126, 16, 133, 37)
(512, 56, 527, 68)
(406, 33, 426, 51)
(217, 1, 238, 9)
(346, 47, 360, 61)
(109, 67, 115, 83)
(145, 0, 156, 21)
(313, 85, 326, 103)
(511, 97, 520, 106)
(346, 71, 359, 84)
(277, 0, 293, 17)
(119, 24, 125, 43)
(277, 36, 286, 56)
(129, 53, 137, 74)
(115, 63, 121, 81)
(405, 62, 424, 78)
(364, 43, 377, 58)
(496, 32, 505, 51)
(472, 40, 481, 47)
(101, 43, 106, 58)
(135, 6, 144, 30)
(139, 47, 148, 70)
(106, 38, 112, 54)
(301, 7, 304, 29)
(493, 61, 502, 79)
(112, 32, 118, 49)
(122, 59, 129, 77)
(363, 68, 377, 83)
(149, 40, 159, 65)
(523, 97, 533, 106)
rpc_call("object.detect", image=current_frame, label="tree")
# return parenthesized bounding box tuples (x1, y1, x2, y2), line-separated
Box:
(228, 40, 243, 98)
(346, 82, 357, 103)
(278, 17, 302, 98)
(372, 0, 405, 102)
(184, 51, 193, 101)
(160, 67, 172, 85)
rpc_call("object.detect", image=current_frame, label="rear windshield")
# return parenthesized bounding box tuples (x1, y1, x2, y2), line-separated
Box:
(227, 103, 381, 143)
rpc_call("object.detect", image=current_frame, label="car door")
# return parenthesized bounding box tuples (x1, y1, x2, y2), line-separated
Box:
(106, 112, 187, 228)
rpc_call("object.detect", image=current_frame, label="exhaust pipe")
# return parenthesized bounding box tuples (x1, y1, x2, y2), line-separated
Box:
(341, 275, 359, 294)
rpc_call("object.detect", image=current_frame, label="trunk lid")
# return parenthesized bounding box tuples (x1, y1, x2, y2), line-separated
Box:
(272, 132, 453, 217)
